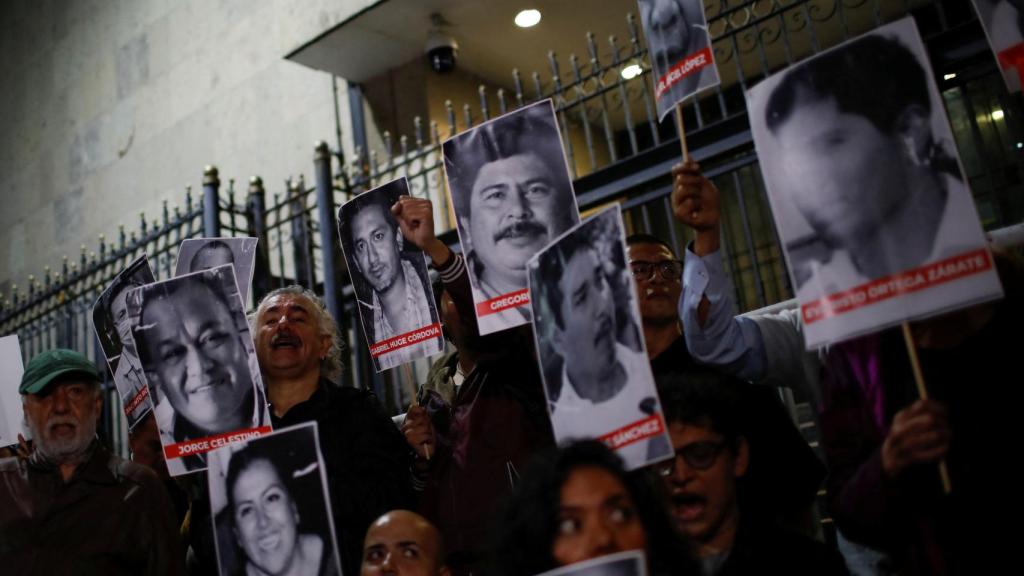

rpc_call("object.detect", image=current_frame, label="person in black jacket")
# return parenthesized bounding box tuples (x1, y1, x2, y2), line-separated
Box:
(656, 371, 847, 576)
(392, 195, 554, 576)
(252, 285, 414, 576)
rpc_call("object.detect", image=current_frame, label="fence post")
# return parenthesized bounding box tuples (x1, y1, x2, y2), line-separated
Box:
(312, 142, 354, 388)
(246, 176, 272, 303)
(203, 165, 221, 238)
(288, 179, 314, 287)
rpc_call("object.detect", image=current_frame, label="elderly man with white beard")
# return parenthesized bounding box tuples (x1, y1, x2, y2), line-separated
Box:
(0, 349, 182, 575)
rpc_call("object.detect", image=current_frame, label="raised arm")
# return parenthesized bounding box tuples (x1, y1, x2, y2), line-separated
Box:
(671, 160, 770, 382)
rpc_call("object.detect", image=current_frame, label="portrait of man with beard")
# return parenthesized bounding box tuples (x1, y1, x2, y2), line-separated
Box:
(528, 206, 672, 471)
(443, 99, 580, 335)
(338, 178, 444, 372)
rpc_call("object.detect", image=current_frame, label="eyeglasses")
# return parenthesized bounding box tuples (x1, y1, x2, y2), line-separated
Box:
(629, 260, 683, 281)
(655, 441, 726, 477)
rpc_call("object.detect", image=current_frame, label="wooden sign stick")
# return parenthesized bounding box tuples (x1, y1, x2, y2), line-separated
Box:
(900, 321, 951, 494)
(674, 103, 690, 162)
(404, 363, 431, 461)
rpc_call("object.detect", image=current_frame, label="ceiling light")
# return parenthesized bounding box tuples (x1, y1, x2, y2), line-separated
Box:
(515, 9, 541, 28)
(943, 73, 956, 80)
(621, 64, 642, 80)
(992, 109, 1005, 120)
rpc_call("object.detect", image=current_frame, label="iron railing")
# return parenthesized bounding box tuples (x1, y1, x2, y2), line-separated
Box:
(1, 0, 1021, 456)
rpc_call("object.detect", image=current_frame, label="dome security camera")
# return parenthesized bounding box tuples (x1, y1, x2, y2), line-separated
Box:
(425, 29, 458, 74)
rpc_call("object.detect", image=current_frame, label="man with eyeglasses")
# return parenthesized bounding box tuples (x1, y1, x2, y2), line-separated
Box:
(627, 224, 824, 540)
(656, 371, 847, 575)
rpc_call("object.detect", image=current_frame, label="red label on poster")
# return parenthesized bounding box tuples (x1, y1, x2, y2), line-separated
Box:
(164, 426, 271, 459)
(476, 289, 530, 317)
(801, 248, 994, 325)
(998, 42, 1024, 90)
(599, 414, 665, 450)
(369, 323, 443, 357)
(655, 46, 714, 99)
(124, 385, 150, 416)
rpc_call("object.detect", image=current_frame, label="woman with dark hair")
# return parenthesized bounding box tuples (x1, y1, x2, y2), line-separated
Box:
(489, 440, 697, 576)
(225, 448, 335, 576)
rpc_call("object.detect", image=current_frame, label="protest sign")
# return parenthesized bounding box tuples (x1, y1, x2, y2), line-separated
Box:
(337, 177, 444, 372)
(527, 205, 672, 470)
(175, 237, 259, 306)
(0, 335, 26, 448)
(535, 551, 647, 576)
(443, 99, 581, 335)
(128, 264, 272, 475)
(207, 422, 342, 576)
(93, 254, 157, 429)
(971, 0, 1024, 91)
(746, 17, 1003, 349)
(636, 0, 720, 122)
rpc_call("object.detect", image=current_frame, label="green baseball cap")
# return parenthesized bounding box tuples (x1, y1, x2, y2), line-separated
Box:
(19, 348, 102, 395)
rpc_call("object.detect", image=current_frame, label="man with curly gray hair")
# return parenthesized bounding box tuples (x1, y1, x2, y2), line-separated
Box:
(252, 285, 414, 576)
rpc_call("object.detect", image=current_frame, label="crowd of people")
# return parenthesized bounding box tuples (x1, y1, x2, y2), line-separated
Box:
(3, 153, 1016, 575)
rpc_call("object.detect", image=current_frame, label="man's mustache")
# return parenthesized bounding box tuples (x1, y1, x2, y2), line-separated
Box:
(494, 219, 547, 242)
(46, 416, 78, 433)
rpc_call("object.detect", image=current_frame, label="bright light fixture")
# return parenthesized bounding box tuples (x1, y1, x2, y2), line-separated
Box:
(943, 73, 956, 80)
(621, 64, 642, 80)
(515, 9, 541, 28)
(992, 109, 1005, 120)
(1017, 142, 1022, 149)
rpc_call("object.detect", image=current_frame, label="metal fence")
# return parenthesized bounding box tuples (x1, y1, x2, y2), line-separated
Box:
(2, 0, 1022, 456)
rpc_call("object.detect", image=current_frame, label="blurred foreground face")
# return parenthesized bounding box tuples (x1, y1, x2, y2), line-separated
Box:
(361, 510, 449, 576)
(552, 466, 647, 566)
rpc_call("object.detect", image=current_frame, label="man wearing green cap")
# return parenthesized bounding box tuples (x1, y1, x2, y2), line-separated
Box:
(0, 348, 183, 575)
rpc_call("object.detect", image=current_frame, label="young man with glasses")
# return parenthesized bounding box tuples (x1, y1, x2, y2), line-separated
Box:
(626, 233, 689, 364)
(656, 371, 847, 576)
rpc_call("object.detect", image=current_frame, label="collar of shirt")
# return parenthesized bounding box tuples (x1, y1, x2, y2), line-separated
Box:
(372, 259, 432, 340)
(270, 379, 330, 428)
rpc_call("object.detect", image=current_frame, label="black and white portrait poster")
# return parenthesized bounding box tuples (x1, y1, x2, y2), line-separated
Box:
(127, 264, 272, 476)
(527, 205, 672, 471)
(636, 0, 721, 120)
(443, 99, 581, 335)
(337, 177, 444, 372)
(207, 422, 342, 576)
(175, 237, 259, 306)
(746, 17, 1003, 349)
(535, 551, 647, 576)
(972, 0, 1024, 91)
(92, 255, 157, 429)
(0, 335, 26, 448)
